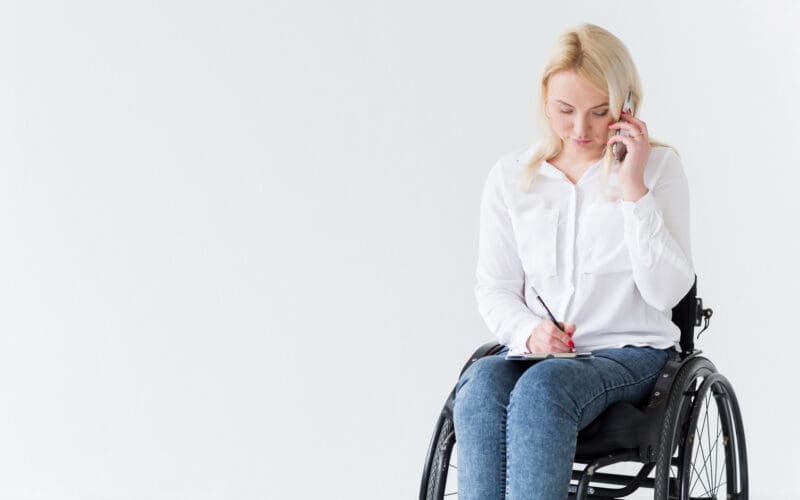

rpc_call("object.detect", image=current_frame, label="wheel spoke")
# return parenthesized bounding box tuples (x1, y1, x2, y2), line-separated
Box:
(704, 392, 714, 493)
(689, 390, 717, 497)
(687, 382, 732, 500)
(690, 423, 712, 494)
(690, 456, 712, 496)
(716, 437, 727, 494)
(712, 405, 722, 493)
(699, 393, 714, 495)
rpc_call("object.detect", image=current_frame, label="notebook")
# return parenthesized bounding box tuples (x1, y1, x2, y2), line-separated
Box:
(505, 351, 593, 361)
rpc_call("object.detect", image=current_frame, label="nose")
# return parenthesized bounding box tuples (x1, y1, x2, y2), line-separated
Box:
(574, 114, 591, 136)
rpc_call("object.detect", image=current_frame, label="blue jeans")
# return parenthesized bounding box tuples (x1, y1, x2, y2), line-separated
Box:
(452, 344, 676, 500)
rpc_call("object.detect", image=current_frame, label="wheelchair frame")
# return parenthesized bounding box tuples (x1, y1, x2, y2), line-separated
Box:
(419, 276, 748, 499)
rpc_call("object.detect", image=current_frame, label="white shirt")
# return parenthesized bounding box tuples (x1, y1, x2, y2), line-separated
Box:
(475, 143, 695, 355)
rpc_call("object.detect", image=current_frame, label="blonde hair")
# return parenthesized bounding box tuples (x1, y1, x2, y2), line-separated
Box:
(518, 23, 677, 194)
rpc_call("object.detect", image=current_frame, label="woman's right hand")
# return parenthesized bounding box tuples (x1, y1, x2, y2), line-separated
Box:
(525, 319, 576, 354)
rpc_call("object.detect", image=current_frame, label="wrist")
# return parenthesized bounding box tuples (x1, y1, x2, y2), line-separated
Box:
(622, 183, 648, 202)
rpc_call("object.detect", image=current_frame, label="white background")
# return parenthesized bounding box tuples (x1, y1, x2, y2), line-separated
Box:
(1, 1, 798, 499)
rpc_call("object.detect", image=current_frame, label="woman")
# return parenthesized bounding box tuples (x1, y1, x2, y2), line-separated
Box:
(453, 23, 695, 499)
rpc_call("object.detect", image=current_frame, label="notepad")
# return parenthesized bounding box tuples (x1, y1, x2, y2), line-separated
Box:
(505, 352, 593, 361)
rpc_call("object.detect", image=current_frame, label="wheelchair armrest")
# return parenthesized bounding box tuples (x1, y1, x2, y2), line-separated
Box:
(644, 358, 683, 410)
(458, 341, 504, 378)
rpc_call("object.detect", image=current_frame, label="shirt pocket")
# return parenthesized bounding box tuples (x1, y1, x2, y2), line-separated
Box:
(510, 208, 558, 278)
(581, 202, 632, 274)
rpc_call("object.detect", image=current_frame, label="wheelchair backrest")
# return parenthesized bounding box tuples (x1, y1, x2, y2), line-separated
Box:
(670, 275, 698, 355)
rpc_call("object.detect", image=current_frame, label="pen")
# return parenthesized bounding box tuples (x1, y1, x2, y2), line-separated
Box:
(529, 284, 565, 332)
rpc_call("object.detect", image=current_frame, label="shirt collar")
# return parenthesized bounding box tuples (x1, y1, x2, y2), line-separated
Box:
(540, 157, 604, 181)
(516, 143, 604, 181)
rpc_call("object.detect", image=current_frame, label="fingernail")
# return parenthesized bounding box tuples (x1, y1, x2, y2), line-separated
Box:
(568, 340, 575, 348)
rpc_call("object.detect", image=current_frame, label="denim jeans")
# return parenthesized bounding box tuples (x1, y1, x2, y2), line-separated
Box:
(452, 344, 676, 500)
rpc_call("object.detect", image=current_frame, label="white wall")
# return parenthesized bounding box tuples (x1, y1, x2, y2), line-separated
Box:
(1, 1, 797, 498)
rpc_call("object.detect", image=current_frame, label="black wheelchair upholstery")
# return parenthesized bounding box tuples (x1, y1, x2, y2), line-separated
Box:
(420, 276, 748, 499)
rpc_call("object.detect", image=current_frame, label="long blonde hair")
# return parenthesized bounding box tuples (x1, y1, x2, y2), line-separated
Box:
(518, 23, 676, 194)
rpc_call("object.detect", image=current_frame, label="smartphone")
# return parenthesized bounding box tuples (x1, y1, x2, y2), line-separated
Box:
(612, 90, 634, 162)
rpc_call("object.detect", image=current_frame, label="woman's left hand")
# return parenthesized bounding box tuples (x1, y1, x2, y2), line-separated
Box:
(607, 111, 651, 201)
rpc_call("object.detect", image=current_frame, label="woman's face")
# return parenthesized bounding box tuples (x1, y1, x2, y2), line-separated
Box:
(545, 70, 614, 160)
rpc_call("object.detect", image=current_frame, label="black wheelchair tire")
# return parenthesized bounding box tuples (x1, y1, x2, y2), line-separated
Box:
(679, 373, 748, 499)
(653, 356, 748, 499)
(420, 412, 455, 500)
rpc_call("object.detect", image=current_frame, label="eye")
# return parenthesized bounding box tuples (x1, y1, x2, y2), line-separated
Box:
(593, 110, 608, 117)
(559, 109, 573, 114)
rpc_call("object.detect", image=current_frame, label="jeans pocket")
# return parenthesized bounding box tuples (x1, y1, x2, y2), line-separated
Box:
(593, 346, 670, 378)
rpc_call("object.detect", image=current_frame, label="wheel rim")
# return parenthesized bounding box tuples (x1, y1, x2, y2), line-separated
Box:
(674, 374, 743, 499)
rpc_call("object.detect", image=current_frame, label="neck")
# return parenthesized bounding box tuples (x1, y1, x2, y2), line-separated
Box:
(551, 150, 603, 169)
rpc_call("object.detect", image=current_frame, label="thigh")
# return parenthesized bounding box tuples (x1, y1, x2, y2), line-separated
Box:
(509, 346, 672, 430)
(576, 346, 673, 429)
(455, 346, 528, 402)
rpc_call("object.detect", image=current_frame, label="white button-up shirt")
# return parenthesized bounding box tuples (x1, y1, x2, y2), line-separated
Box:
(475, 143, 695, 355)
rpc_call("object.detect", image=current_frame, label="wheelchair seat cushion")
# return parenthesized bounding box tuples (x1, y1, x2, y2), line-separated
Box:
(575, 401, 649, 458)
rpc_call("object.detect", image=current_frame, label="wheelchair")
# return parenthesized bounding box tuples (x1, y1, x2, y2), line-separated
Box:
(419, 277, 748, 499)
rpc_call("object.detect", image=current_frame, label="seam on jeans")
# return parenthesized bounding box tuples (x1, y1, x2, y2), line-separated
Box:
(577, 366, 663, 424)
(501, 410, 507, 498)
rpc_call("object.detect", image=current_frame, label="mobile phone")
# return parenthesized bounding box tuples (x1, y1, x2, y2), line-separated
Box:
(612, 90, 634, 162)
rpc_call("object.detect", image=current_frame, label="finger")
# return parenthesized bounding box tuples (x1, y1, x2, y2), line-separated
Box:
(607, 121, 639, 133)
(606, 134, 637, 148)
(557, 322, 576, 339)
(547, 321, 572, 346)
(531, 337, 570, 354)
(547, 334, 573, 353)
(620, 112, 648, 137)
(562, 324, 576, 349)
(533, 326, 572, 353)
(621, 110, 642, 123)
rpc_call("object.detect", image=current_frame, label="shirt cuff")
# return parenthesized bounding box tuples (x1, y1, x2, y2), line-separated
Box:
(506, 315, 540, 355)
(620, 189, 656, 219)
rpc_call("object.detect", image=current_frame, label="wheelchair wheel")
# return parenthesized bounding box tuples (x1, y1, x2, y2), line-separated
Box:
(419, 409, 458, 500)
(654, 356, 748, 499)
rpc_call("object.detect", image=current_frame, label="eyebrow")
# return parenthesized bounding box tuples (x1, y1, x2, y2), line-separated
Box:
(555, 100, 609, 109)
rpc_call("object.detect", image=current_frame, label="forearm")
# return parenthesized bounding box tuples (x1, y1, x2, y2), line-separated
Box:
(621, 190, 694, 310)
(475, 281, 542, 353)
